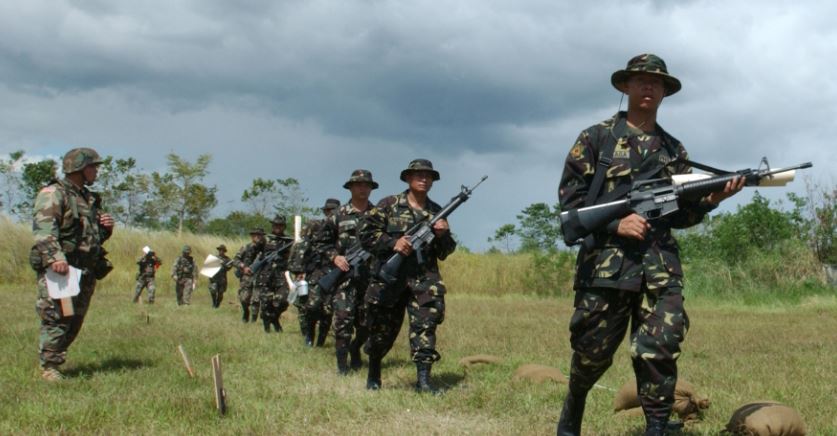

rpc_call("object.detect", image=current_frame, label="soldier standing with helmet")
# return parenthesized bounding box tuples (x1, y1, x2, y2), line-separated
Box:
(172, 245, 197, 306)
(133, 246, 161, 304)
(255, 215, 294, 333)
(208, 244, 232, 308)
(556, 54, 744, 435)
(30, 147, 115, 381)
(234, 228, 266, 322)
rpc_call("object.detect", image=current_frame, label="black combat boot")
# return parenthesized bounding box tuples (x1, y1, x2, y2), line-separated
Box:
(241, 305, 250, 323)
(366, 357, 382, 390)
(349, 341, 363, 371)
(251, 313, 258, 323)
(303, 320, 315, 347)
(316, 318, 331, 347)
(336, 349, 350, 375)
(644, 417, 667, 436)
(272, 320, 283, 332)
(556, 389, 587, 436)
(262, 318, 271, 333)
(415, 362, 439, 394)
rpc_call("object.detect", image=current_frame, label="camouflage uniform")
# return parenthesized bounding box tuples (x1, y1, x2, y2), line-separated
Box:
(361, 160, 456, 390)
(557, 54, 717, 430)
(172, 247, 197, 305)
(256, 230, 294, 333)
(288, 214, 334, 346)
(233, 229, 266, 322)
(208, 245, 231, 308)
(133, 252, 161, 303)
(30, 147, 113, 375)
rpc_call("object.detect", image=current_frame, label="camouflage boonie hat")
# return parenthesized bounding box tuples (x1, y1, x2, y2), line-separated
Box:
(249, 228, 266, 235)
(400, 159, 440, 182)
(216, 244, 227, 252)
(343, 169, 379, 189)
(611, 53, 681, 96)
(62, 147, 104, 174)
(271, 215, 286, 225)
(182, 245, 191, 253)
(322, 198, 341, 210)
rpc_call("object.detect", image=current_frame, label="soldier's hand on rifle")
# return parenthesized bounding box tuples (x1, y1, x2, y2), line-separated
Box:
(51, 260, 69, 275)
(706, 175, 745, 206)
(394, 236, 414, 256)
(616, 213, 651, 241)
(432, 218, 450, 236)
(98, 212, 115, 229)
(243, 266, 252, 275)
(334, 255, 350, 272)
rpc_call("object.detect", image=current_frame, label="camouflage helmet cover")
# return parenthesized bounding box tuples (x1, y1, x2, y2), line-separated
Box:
(611, 53, 681, 97)
(400, 159, 440, 182)
(343, 169, 379, 189)
(181, 245, 191, 253)
(271, 215, 286, 225)
(62, 147, 104, 174)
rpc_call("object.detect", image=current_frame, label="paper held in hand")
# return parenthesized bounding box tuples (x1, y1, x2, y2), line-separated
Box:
(201, 254, 222, 278)
(45, 266, 82, 317)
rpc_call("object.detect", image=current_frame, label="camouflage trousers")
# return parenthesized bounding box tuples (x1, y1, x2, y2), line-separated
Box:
(332, 276, 369, 353)
(567, 285, 689, 420)
(301, 275, 335, 336)
(174, 278, 194, 305)
(364, 272, 446, 364)
(238, 275, 259, 320)
(133, 276, 156, 303)
(35, 271, 97, 368)
(208, 279, 227, 308)
(259, 284, 289, 324)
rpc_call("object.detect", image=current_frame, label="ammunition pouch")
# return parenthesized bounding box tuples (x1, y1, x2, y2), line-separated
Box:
(93, 256, 114, 280)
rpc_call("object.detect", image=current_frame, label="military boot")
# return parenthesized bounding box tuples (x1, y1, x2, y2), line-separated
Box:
(250, 313, 259, 323)
(643, 416, 681, 436)
(132, 293, 140, 303)
(272, 320, 283, 333)
(556, 389, 587, 436)
(41, 363, 64, 382)
(366, 357, 382, 390)
(349, 340, 363, 371)
(303, 320, 315, 347)
(316, 322, 330, 347)
(336, 349, 350, 375)
(241, 304, 250, 323)
(415, 362, 439, 394)
(262, 318, 271, 333)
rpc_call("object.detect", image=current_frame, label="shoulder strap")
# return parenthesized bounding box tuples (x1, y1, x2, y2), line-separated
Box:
(584, 116, 627, 207)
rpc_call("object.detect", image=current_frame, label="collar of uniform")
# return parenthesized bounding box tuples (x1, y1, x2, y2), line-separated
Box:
(345, 200, 374, 214)
(59, 177, 87, 196)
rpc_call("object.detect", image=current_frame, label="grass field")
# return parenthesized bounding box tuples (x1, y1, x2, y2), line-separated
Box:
(1, 282, 835, 435)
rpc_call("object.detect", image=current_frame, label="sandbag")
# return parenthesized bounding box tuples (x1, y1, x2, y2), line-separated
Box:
(724, 402, 806, 436)
(613, 378, 710, 421)
(512, 364, 568, 384)
(458, 354, 503, 368)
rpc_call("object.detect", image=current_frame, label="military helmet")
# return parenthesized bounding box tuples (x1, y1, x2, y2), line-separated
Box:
(271, 215, 286, 225)
(611, 53, 681, 97)
(322, 198, 341, 210)
(62, 147, 104, 174)
(182, 245, 191, 253)
(343, 169, 379, 189)
(400, 159, 440, 182)
(216, 244, 227, 252)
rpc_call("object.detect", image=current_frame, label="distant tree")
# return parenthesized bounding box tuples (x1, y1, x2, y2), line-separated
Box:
(205, 210, 269, 238)
(15, 159, 58, 217)
(96, 156, 150, 226)
(242, 176, 315, 221)
(516, 202, 562, 252)
(489, 223, 517, 252)
(143, 154, 217, 235)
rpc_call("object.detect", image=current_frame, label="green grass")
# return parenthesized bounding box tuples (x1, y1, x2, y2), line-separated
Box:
(2, 283, 836, 435)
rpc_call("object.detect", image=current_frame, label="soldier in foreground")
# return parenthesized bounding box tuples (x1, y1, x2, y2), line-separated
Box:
(30, 147, 115, 381)
(556, 54, 744, 436)
(208, 244, 232, 308)
(133, 246, 160, 304)
(255, 216, 295, 333)
(360, 160, 455, 392)
(321, 170, 378, 374)
(172, 245, 197, 306)
(233, 228, 266, 322)
(288, 199, 340, 346)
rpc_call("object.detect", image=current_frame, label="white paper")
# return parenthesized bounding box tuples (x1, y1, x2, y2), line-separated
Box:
(201, 254, 222, 278)
(45, 266, 82, 299)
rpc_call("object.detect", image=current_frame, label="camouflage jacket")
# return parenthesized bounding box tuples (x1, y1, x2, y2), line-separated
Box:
(137, 254, 161, 279)
(361, 191, 456, 277)
(30, 178, 112, 271)
(321, 201, 375, 260)
(559, 112, 716, 291)
(288, 220, 330, 274)
(233, 241, 265, 278)
(172, 255, 196, 280)
(210, 253, 232, 283)
(253, 233, 293, 287)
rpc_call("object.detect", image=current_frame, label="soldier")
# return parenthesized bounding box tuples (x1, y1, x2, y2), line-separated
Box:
(288, 198, 340, 347)
(256, 215, 295, 333)
(172, 245, 197, 306)
(233, 228, 267, 323)
(320, 170, 378, 374)
(133, 246, 161, 304)
(30, 147, 115, 381)
(208, 244, 232, 308)
(556, 54, 744, 436)
(360, 159, 455, 392)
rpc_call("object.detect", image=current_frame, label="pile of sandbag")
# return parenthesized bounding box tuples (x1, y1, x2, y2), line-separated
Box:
(458, 354, 503, 368)
(724, 402, 807, 435)
(511, 364, 568, 384)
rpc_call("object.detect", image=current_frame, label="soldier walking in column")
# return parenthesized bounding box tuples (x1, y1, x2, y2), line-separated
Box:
(233, 228, 266, 322)
(172, 245, 197, 306)
(208, 244, 232, 308)
(133, 246, 160, 304)
(256, 216, 294, 333)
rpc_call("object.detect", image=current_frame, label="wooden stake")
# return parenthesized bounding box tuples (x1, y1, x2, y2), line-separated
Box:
(211, 354, 226, 415)
(178, 345, 195, 378)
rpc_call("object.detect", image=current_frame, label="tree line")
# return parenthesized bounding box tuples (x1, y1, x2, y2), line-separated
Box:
(0, 151, 315, 237)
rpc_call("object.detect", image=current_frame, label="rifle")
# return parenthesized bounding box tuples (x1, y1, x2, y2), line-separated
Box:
(249, 240, 294, 274)
(559, 158, 813, 245)
(318, 243, 372, 292)
(378, 175, 487, 285)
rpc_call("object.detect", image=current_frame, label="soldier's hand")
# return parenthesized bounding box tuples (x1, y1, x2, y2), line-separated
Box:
(334, 255, 350, 272)
(243, 267, 252, 275)
(98, 213, 115, 229)
(394, 236, 413, 256)
(294, 273, 305, 281)
(706, 175, 745, 205)
(616, 214, 650, 240)
(432, 218, 449, 236)
(51, 260, 69, 275)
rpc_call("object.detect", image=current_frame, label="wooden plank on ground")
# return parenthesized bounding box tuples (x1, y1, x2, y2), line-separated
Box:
(211, 354, 226, 415)
(178, 344, 195, 378)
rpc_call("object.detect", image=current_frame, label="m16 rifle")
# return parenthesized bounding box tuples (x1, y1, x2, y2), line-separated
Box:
(378, 175, 487, 285)
(249, 240, 295, 274)
(559, 158, 813, 245)
(318, 243, 372, 292)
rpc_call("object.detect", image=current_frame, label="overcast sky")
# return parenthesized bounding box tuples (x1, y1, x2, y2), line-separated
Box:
(1, 0, 834, 250)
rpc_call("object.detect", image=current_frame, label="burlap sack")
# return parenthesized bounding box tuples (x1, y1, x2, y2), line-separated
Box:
(512, 364, 568, 384)
(458, 354, 503, 368)
(724, 402, 807, 436)
(613, 378, 710, 421)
